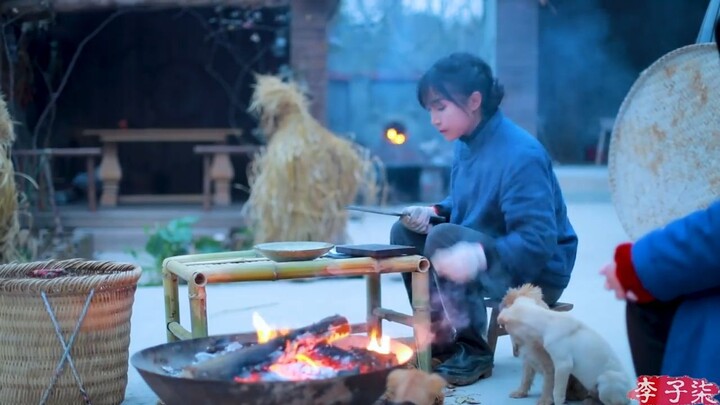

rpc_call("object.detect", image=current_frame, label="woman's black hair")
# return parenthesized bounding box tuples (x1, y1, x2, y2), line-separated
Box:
(417, 52, 505, 117)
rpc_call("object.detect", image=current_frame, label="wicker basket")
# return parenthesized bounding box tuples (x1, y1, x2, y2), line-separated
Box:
(0, 259, 142, 405)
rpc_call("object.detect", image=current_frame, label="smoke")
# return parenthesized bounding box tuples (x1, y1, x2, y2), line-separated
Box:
(539, 0, 638, 161)
(539, 0, 712, 162)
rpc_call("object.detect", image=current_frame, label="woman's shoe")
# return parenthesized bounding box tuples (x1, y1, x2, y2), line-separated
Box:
(433, 341, 493, 386)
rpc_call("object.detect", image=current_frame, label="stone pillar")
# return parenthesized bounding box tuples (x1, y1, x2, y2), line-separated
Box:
(290, 0, 337, 124)
(495, 0, 539, 136)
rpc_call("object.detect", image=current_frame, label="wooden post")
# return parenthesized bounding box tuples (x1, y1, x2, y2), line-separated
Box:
(163, 269, 180, 342)
(98, 141, 122, 207)
(366, 273, 382, 338)
(411, 271, 432, 373)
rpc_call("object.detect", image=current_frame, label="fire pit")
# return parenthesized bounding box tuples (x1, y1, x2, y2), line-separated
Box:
(132, 314, 413, 405)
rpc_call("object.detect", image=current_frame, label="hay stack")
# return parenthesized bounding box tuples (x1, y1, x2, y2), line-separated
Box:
(0, 94, 19, 262)
(244, 75, 382, 244)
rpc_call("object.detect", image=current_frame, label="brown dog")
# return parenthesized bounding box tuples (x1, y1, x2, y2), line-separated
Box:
(377, 369, 447, 405)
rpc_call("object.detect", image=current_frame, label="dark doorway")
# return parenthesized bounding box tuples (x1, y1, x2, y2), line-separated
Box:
(5, 5, 289, 198)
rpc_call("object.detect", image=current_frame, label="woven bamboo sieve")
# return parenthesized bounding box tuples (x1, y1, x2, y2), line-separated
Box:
(0, 259, 142, 405)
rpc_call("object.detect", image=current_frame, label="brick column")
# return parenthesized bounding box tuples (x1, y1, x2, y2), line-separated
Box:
(495, 0, 539, 136)
(290, 0, 336, 124)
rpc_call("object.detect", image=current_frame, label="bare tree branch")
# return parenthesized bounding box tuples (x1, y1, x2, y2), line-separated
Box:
(32, 8, 130, 148)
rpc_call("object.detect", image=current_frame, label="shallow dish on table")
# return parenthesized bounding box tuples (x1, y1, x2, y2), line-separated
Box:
(253, 241, 335, 262)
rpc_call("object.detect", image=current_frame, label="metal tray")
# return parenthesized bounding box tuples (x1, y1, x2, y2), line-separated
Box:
(253, 241, 334, 262)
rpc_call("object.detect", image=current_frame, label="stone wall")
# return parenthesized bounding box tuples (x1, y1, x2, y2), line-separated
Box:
(290, 0, 338, 123)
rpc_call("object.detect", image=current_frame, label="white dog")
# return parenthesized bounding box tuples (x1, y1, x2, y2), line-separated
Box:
(500, 284, 589, 405)
(497, 294, 633, 405)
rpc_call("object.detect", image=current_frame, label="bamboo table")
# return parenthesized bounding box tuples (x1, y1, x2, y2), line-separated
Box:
(162, 250, 433, 372)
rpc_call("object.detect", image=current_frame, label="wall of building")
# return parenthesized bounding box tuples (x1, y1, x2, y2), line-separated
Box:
(290, 0, 338, 124)
(495, 0, 539, 137)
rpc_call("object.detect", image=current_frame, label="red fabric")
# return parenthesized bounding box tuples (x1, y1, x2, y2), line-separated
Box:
(614, 243, 655, 303)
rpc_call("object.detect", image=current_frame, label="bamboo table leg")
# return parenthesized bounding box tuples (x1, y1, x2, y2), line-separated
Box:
(189, 282, 209, 338)
(163, 270, 180, 342)
(366, 274, 382, 337)
(411, 271, 432, 373)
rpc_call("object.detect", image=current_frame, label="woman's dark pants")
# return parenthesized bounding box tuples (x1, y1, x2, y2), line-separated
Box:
(625, 300, 680, 376)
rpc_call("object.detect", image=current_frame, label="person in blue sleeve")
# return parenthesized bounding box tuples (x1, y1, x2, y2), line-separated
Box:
(389, 52, 579, 386)
(600, 17, 720, 386)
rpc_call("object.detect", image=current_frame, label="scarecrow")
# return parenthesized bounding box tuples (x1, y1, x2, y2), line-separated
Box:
(0, 94, 19, 262)
(243, 74, 383, 244)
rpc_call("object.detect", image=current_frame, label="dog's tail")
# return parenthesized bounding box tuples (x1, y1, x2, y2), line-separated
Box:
(597, 370, 633, 405)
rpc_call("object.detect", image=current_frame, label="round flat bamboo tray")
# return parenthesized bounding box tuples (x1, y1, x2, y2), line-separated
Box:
(609, 43, 720, 240)
(0, 259, 141, 405)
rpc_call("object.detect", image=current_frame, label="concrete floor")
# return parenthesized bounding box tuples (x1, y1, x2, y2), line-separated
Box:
(116, 197, 640, 404)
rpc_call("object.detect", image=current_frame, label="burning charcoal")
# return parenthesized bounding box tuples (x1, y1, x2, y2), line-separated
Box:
(310, 344, 397, 373)
(182, 315, 351, 381)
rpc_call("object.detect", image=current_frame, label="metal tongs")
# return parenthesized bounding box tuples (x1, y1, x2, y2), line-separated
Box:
(346, 205, 447, 224)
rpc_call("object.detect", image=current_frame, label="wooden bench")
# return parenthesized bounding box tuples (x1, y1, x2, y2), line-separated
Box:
(13, 147, 102, 211)
(192, 144, 261, 210)
(485, 298, 574, 355)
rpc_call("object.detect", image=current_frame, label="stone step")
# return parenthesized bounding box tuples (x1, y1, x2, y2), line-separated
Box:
(30, 204, 248, 229)
(78, 227, 232, 253)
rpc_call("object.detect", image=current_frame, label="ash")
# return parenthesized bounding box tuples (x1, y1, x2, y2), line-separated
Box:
(273, 364, 338, 381)
(161, 341, 245, 376)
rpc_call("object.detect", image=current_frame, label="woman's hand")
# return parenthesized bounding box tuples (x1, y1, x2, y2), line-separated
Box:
(600, 262, 638, 302)
(431, 242, 487, 283)
(400, 206, 436, 234)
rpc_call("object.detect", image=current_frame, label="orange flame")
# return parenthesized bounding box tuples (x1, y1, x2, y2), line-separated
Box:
(367, 330, 391, 354)
(367, 329, 414, 364)
(252, 312, 288, 343)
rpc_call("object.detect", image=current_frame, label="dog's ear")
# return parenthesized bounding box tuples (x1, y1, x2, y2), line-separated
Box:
(497, 309, 508, 326)
(517, 283, 547, 307)
(501, 286, 520, 309)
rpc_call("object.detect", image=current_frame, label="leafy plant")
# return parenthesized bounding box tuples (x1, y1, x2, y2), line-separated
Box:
(130, 216, 225, 285)
(143, 216, 198, 271)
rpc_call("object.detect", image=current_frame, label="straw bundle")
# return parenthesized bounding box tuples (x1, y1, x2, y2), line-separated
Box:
(244, 74, 383, 244)
(0, 93, 20, 263)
